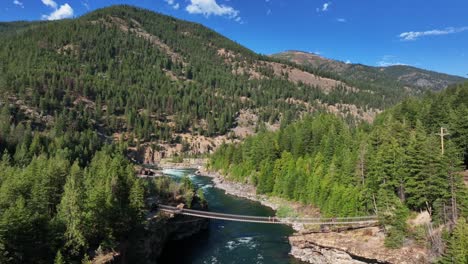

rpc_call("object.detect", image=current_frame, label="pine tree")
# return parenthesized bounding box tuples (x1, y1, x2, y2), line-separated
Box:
(129, 179, 145, 221)
(405, 121, 432, 210)
(57, 162, 87, 256)
(440, 218, 468, 264)
(377, 189, 409, 249)
(54, 250, 65, 264)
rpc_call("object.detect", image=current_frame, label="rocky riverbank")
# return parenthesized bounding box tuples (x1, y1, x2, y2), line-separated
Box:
(197, 166, 429, 264)
(152, 160, 429, 264)
(142, 213, 209, 263)
(198, 167, 311, 231)
(290, 227, 428, 264)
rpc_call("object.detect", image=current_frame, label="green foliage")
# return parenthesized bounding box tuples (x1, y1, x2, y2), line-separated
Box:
(171, 155, 184, 163)
(56, 162, 87, 256)
(439, 218, 468, 264)
(411, 224, 429, 247)
(211, 114, 364, 217)
(82, 149, 144, 249)
(276, 205, 298, 218)
(272, 51, 466, 102)
(211, 84, 468, 249)
(197, 189, 205, 203)
(149, 177, 196, 207)
(0, 4, 467, 261)
(54, 250, 65, 264)
(0, 108, 145, 263)
(0, 148, 145, 263)
(377, 190, 409, 248)
(181, 176, 195, 208)
(81, 254, 91, 264)
(0, 4, 420, 147)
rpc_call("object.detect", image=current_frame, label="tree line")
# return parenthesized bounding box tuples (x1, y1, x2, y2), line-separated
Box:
(0, 5, 410, 147)
(210, 83, 468, 256)
(1, 97, 206, 264)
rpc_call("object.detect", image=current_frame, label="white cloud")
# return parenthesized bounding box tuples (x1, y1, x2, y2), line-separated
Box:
(345, 60, 351, 64)
(322, 2, 331, 11)
(378, 61, 407, 67)
(317, 2, 331, 13)
(42, 3, 74, 20)
(337, 18, 346, 23)
(13, 0, 24, 8)
(186, 0, 240, 20)
(41, 0, 74, 20)
(399, 26, 468, 41)
(164, 0, 180, 10)
(377, 55, 408, 67)
(41, 0, 57, 9)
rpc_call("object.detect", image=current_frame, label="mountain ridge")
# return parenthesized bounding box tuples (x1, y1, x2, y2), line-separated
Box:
(272, 50, 466, 91)
(0, 5, 465, 159)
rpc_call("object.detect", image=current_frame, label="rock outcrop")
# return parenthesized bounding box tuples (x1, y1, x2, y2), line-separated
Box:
(289, 227, 428, 264)
(130, 213, 209, 264)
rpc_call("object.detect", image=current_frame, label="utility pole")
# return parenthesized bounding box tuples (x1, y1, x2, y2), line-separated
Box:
(437, 127, 458, 224)
(437, 127, 449, 155)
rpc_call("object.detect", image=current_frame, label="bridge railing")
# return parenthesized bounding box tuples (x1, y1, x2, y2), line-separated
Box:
(157, 204, 378, 225)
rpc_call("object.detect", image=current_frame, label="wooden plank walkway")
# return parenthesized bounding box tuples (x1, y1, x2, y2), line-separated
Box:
(157, 205, 379, 225)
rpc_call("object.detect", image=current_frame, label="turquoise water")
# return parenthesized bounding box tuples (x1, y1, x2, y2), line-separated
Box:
(158, 169, 304, 264)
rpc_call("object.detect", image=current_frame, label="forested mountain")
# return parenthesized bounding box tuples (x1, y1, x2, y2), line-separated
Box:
(272, 50, 466, 92)
(1, 4, 467, 263)
(211, 82, 468, 257)
(1, 5, 455, 159)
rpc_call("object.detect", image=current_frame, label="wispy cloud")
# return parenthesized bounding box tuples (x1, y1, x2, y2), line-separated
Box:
(81, 0, 89, 10)
(186, 0, 241, 22)
(337, 18, 346, 23)
(377, 55, 408, 67)
(41, 0, 74, 20)
(316, 2, 331, 13)
(165, 0, 180, 10)
(13, 0, 24, 8)
(41, 0, 57, 9)
(399, 26, 468, 41)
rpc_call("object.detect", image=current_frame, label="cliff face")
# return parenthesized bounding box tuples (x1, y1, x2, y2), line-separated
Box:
(289, 227, 428, 264)
(92, 213, 208, 264)
(129, 214, 209, 264)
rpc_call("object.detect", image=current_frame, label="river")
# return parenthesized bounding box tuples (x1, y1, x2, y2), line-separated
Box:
(158, 169, 305, 264)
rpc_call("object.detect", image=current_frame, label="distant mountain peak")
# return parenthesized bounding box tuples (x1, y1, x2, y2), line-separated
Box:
(272, 50, 466, 91)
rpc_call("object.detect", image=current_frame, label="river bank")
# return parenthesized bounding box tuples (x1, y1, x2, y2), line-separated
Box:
(196, 166, 429, 264)
(158, 168, 299, 264)
(197, 167, 314, 232)
(157, 161, 429, 264)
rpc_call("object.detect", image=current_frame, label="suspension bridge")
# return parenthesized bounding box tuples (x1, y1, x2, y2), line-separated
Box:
(157, 204, 379, 226)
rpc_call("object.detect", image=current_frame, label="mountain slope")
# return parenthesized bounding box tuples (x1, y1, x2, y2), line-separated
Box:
(0, 5, 453, 160)
(272, 50, 466, 91)
(0, 7, 379, 143)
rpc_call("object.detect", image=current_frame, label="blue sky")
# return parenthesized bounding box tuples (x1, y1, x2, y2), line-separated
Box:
(1, 0, 467, 77)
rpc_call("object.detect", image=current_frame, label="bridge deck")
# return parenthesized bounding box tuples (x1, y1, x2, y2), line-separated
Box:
(157, 205, 378, 225)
